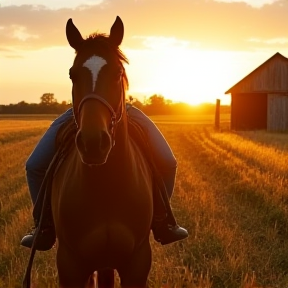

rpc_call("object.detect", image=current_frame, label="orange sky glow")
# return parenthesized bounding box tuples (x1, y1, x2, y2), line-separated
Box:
(1, 0, 288, 106)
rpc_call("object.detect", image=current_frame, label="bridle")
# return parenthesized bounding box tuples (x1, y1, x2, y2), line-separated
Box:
(70, 70, 125, 147)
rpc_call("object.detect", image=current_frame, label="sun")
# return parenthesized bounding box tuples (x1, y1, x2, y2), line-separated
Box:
(125, 46, 236, 106)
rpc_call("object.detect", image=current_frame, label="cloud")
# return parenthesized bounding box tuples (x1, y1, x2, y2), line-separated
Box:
(0, 47, 24, 58)
(3, 54, 24, 58)
(213, 0, 281, 8)
(248, 37, 288, 44)
(246, 36, 288, 51)
(12, 25, 39, 41)
(1, 0, 104, 10)
(133, 36, 193, 50)
(0, 0, 287, 53)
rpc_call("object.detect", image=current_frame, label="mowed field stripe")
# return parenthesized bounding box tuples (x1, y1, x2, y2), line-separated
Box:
(192, 127, 288, 211)
(166, 125, 288, 287)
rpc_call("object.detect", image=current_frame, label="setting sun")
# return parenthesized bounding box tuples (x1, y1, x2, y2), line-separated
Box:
(125, 46, 271, 106)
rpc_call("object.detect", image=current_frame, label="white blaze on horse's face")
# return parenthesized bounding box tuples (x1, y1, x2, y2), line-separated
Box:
(83, 55, 107, 92)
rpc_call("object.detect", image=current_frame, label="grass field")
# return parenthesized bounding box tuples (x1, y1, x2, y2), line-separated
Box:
(1, 113, 288, 288)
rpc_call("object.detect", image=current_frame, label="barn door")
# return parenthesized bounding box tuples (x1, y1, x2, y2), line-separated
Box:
(267, 94, 288, 132)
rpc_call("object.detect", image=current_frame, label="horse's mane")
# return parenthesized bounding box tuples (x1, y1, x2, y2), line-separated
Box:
(76, 33, 129, 91)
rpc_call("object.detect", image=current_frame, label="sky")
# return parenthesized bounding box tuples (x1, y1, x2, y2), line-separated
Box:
(1, 0, 288, 105)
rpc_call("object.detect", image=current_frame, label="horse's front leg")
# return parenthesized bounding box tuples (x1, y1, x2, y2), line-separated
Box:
(86, 272, 97, 288)
(117, 238, 151, 288)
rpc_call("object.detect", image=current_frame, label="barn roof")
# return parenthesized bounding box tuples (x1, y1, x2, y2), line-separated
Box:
(225, 52, 288, 94)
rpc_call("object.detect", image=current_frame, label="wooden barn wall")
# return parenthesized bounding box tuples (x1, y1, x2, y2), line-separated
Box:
(231, 93, 267, 130)
(230, 57, 288, 93)
(267, 94, 288, 132)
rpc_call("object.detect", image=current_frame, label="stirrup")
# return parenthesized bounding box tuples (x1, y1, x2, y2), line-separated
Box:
(152, 218, 188, 245)
(20, 226, 56, 251)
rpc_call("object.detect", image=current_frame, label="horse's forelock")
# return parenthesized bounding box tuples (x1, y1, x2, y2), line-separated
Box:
(75, 33, 129, 65)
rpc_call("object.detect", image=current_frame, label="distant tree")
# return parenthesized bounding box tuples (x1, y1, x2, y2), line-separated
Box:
(145, 94, 167, 115)
(18, 100, 28, 106)
(126, 95, 144, 111)
(165, 99, 173, 106)
(128, 95, 134, 104)
(40, 93, 56, 105)
(16, 101, 29, 113)
(148, 94, 165, 107)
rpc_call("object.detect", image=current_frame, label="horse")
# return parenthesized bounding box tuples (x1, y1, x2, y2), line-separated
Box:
(51, 16, 153, 288)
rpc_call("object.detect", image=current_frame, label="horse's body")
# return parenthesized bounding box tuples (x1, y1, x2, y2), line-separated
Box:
(52, 120, 153, 287)
(51, 17, 153, 288)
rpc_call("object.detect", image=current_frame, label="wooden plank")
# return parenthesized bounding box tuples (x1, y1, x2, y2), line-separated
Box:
(267, 94, 288, 132)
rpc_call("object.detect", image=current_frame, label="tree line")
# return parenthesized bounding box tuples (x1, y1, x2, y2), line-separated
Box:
(0, 93, 230, 115)
(0, 93, 72, 115)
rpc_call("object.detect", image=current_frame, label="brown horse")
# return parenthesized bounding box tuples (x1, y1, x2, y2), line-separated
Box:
(51, 17, 153, 288)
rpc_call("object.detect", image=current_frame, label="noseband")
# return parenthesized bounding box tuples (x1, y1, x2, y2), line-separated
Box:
(78, 93, 118, 127)
(75, 91, 123, 147)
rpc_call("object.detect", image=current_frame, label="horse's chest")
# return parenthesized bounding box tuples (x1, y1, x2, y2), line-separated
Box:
(56, 162, 152, 215)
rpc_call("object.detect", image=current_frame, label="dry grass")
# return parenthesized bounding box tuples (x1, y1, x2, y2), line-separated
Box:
(1, 115, 288, 288)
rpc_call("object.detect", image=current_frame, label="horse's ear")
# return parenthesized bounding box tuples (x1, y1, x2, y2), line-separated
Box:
(66, 18, 84, 51)
(109, 16, 124, 47)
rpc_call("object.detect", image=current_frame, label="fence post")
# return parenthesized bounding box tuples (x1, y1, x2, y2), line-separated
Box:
(215, 99, 220, 130)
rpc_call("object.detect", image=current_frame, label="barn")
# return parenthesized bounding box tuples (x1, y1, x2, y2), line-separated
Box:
(225, 52, 288, 132)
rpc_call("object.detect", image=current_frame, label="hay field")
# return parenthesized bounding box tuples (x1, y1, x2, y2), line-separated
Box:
(1, 114, 288, 288)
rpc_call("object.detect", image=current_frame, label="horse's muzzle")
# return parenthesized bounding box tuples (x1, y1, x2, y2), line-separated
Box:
(75, 130, 112, 165)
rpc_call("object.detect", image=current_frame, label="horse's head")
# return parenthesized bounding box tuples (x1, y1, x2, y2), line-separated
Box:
(66, 16, 128, 166)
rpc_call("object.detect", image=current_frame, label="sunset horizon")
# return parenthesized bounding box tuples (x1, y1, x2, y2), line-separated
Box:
(1, 0, 288, 106)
